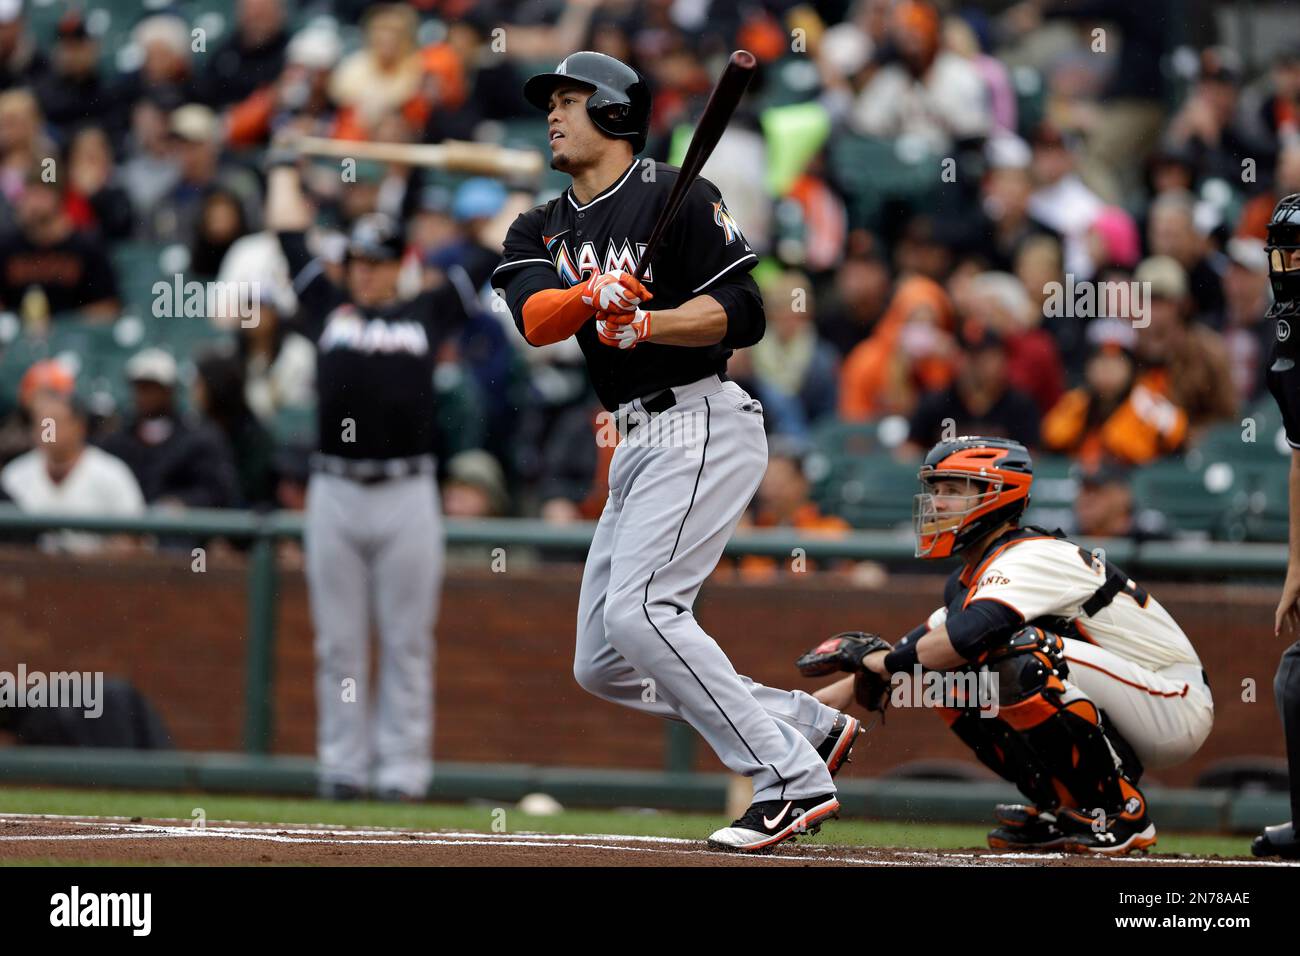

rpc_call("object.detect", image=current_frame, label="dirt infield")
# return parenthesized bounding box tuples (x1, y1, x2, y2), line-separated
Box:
(0, 814, 1294, 866)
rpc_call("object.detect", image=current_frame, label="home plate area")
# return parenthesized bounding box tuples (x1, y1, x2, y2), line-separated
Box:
(0, 814, 1289, 866)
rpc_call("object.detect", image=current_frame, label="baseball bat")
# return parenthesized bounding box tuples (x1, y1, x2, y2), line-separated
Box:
(296, 136, 545, 179)
(633, 49, 758, 284)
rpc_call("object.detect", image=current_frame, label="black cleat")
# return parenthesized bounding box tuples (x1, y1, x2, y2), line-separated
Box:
(706, 794, 841, 853)
(817, 713, 863, 778)
(986, 804, 1069, 852)
(1252, 822, 1300, 859)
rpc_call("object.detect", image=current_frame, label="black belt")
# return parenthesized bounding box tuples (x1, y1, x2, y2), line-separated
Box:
(311, 453, 435, 484)
(640, 388, 677, 414)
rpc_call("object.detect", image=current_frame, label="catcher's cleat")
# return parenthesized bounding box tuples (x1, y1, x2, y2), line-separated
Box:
(706, 794, 840, 853)
(986, 804, 1069, 851)
(1251, 822, 1300, 859)
(817, 713, 863, 778)
(1055, 784, 1157, 856)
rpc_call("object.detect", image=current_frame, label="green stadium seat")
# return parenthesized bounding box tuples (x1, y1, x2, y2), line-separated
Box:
(827, 134, 942, 231)
(1131, 460, 1240, 538)
(1022, 454, 1077, 530)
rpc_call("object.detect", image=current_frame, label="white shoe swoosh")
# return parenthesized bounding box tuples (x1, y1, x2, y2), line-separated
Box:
(762, 802, 793, 830)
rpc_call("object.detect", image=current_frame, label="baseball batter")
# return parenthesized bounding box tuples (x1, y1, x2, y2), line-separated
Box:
(800, 437, 1214, 854)
(494, 52, 860, 851)
(264, 150, 472, 801)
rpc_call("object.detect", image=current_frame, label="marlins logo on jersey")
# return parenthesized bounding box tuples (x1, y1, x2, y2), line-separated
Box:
(545, 233, 652, 287)
(712, 200, 744, 245)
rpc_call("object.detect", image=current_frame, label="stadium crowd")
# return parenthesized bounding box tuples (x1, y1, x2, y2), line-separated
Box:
(0, 0, 1294, 554)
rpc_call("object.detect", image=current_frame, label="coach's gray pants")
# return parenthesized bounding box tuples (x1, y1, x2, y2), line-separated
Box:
(305, 472, 443, 796)
(574, 377, 838, 803)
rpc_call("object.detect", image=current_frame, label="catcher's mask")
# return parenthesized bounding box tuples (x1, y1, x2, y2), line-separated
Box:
(913, 436, 1033, 559)
(1266, 192, 1300, 324)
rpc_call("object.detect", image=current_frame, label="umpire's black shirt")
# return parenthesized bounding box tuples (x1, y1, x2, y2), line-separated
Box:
(1267, 314, 1300, 452)
(279, 232, 469, 461)
(492, 160, 765, 410)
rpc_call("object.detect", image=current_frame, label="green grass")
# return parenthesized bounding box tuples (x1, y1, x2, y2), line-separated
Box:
(0, 786, 1253, 859)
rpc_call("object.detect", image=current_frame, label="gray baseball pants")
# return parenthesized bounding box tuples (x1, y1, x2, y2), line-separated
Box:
(573, 375, 839, 803)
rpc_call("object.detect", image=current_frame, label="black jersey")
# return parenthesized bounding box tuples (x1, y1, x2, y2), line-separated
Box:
(279, 232, 471, 461)
(492, 160, 765, 410)
(1267, 316, 1300, 451)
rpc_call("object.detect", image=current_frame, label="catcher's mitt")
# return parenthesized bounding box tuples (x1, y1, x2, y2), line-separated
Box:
(795, 631, 893, 713)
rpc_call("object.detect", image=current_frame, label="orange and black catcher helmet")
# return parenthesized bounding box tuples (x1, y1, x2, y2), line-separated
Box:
(914, 436, 1033, 559)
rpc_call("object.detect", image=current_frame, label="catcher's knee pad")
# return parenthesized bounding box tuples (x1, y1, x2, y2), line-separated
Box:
(978, 626, 1133, 813)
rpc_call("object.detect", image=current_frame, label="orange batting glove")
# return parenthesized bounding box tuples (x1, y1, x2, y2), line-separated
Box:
(582, 270, 652, 315)
(597, 307, 652, 349)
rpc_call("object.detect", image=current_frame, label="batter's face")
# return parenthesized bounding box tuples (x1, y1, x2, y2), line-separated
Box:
(546, 85, 607, 172)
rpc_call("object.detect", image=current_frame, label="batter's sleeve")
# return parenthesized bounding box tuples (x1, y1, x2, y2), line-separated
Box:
(669, 177, 763, 348)
(277, 231, 345, 341)
(491, 206, 572, 344)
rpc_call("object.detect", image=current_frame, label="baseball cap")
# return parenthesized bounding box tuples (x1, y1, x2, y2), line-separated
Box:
(446, 450, 509, 514)
(286, 25, 341, 70)
(169, 104, 220, 144)
(346, 213, 404, 262)
(56, 9, 89, 40)
(1227, 237, 1269, 274)
(1135, 255, 1188, 300)
(125, 348, 178, 387)
(985, 133, 1031, 171)
(19, 359, 75, 407)
(1072, 458, 1131, 488)
(453, 178, 508, 223)
(0, 0, 22, 26)
(1086, 317, 1138, 353)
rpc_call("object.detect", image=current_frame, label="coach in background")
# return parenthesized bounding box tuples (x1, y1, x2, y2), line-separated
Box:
(1259, 193, 1300, 859)
(264, 137, 472, 802)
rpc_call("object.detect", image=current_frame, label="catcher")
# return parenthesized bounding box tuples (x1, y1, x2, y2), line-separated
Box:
(796, 436, 1214, 854)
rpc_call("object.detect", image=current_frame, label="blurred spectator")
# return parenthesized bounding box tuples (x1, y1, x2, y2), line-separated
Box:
(236, 285, 316, 424)
(196, 0, 289, 109)
(840, 275, 956, 420)
(0, 171, 119, 319)
(751, 270, 839, 437)
(850, 0, 990, 152)
(965, 270, 1064, 414)
(737, 437, 853, 580)
(1, 392, 143, 554)
(1221, 237, 1274, 405)
(1071, 459, 1167, 541)
(120, 101, 180, 220)
(329, 4, 429, 141)
(65, 125, 133, 240)
(815, 249, 891, 358)
(0, 357, 75, 464)
(99, 348, 241, 509)
(31, 9, 110, 144)
(193, 350, 276, 509)
(1027, 122, 1104, 278)
(113, 13, 200, 116)
(227, 22, 343, 148)
(139, 104, 261, 244)
(189, 187, 250, 280)
(1132, 255, 1236, 434)
(1237, 144, 1300, 241)
(905, 319, 1040, 451)
(0, 87, 54, 208)
(980, 135, 1061, 272)
(1164, 47, 1272, 188)
(1147, 190, 1225, 324)
(1043, 319, 1186, 467)
(442, 449, 509, 519)
(535, 398, 610, 525)
(0, 0, 47, 92)
(1251, 43, 1300, 150)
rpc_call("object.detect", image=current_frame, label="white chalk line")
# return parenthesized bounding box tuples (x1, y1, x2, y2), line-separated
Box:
(1, 814, 1294, 866)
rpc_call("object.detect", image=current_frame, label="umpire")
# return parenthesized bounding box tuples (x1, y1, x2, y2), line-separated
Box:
(1259, 193, 1300, 858)
(265, 145, 470, 801)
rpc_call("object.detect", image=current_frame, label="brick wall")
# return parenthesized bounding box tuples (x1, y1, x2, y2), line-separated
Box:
(0, 547, 1286, 788)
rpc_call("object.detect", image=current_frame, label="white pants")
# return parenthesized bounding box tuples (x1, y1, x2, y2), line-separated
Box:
(1062, 638, 1214, 771)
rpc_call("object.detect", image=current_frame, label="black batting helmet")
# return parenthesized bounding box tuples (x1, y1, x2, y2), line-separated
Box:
(1266, 193, 1300, 320)
(524, 51, 651, 154)
(346, 213, 404, 262)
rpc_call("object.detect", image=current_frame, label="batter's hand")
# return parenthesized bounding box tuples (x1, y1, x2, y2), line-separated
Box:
(582, 270, 652, 314)
(597, 308, 652, 349)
